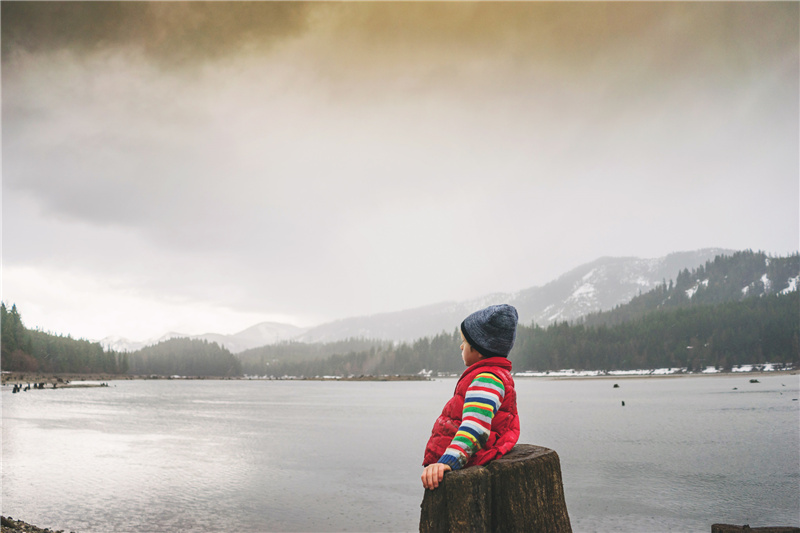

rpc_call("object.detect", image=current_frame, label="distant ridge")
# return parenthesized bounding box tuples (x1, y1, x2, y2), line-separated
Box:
(101, 321, 307, 354)
(294, 248, 734, 344)
(101, 248, 745, 353)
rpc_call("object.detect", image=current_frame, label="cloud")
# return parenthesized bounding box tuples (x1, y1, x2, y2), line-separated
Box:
(2, 2, 798, 340)
(1, 2, 312, 66)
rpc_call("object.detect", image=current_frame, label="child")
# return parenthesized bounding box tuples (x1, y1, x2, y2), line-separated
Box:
(421, 304, 520, 490)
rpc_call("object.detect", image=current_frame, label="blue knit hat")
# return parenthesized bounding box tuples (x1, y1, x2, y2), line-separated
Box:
(460, 304, 519, 358)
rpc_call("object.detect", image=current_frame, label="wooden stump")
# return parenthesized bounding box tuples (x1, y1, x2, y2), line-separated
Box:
(487, 444, 572, 533)
(419, 466, 491, 533)
(712, 525, 800, 533)
(420, 444, 571, 533)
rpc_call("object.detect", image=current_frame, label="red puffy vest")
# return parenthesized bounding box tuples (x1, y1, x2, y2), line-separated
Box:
(423, 357, 520, 467)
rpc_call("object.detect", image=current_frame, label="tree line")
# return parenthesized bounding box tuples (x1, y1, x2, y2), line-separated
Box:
(513, 292, 798, 372)
(3, 251, 797, 378)
(4, 292, 797, 377)
(1, 303, 128, 374)
(0, 304, 239, 377)
(126, 337, 242, 377)
(245, 291, 797, 377)
(239, 331, 464, 378)
(241, 251, 799, 377)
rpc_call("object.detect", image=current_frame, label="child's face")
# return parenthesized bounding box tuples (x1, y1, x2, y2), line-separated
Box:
(460, 335, 483, 367)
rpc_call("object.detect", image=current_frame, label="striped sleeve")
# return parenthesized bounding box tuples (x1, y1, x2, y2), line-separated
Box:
(437, 372, 505, 470)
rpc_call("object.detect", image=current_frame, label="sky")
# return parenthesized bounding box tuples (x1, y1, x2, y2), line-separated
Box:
(2, 2, 798, 342)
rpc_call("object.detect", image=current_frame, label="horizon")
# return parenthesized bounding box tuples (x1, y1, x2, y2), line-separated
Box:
(4, 246, 797, 345)
(3, 3, 798, 341)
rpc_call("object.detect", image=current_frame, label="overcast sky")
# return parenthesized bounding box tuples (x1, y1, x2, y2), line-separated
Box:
(2, 2, 798, 342)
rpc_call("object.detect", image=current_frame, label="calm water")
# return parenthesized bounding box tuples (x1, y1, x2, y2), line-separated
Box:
(2, 375, 798, 532)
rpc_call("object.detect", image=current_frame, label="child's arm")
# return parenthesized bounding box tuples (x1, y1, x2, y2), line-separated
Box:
(437, 372, 505, 470)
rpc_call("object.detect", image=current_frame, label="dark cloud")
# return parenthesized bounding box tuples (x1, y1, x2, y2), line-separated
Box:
(4, 2, 796, 74)
(2, 1, 311, 66)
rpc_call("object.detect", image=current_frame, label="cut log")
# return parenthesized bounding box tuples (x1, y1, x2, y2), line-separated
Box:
(420, 444, 571, 533)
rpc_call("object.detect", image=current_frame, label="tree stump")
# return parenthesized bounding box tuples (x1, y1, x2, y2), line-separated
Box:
(419, 466, 491, 533)
(712, 525, 800, 533)
(487, 444, 571, 533)
(420, 444, 571, 533)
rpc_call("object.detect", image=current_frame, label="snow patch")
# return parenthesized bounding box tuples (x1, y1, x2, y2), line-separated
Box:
(685, 279, 708, 299)
(514, 367, 689, 377)
(761, 273, 771, 292)
(780, 275, 799, 295)
(515, 363, 788, 378)
(571, 283, 596, 299)
(732, 363, 779, 372)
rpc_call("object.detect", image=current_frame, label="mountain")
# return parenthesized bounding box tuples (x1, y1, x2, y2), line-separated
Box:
(101, 321, 307, 354)
(253, 251, 799, 377)
(295, 248, 734, 343)
(100, 248, 746, 352)
(580, 250, 800, 327)
(99, 336, 143, 353)
(189, 322, 309, 353)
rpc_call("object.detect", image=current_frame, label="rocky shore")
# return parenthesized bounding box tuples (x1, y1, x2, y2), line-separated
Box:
(1, 516, 73, 533)
(1, 372, 131, 386)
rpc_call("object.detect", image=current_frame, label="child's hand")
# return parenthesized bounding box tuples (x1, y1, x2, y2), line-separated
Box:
(421, 463, 452, 490)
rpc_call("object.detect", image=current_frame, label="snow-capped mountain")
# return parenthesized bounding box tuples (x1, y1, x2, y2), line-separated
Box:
(98, 335, 152, 353)
(512, 249, 737, 325)
(579, 250, 799, 327)
(103, 248, 738, 352)
(295, 248, 734, 343)
(197, 322, 309, 353)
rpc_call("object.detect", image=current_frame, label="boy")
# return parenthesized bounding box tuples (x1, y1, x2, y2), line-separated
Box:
(421, 304, 520, 490)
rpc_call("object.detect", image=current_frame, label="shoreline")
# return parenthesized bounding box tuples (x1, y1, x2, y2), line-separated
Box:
(0, 372, 430, 385)
(2, 369, 796, 386)
(0, 372, 133, 387)
(538, 369, 798, 381)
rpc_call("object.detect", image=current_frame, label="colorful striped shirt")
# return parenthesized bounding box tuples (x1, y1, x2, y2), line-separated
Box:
(437, 372, 505, 470)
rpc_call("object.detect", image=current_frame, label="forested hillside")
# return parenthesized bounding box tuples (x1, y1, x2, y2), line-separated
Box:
(242, 292, 797, 377)
(0, 303, 241, 377)
(245, 252, 799, 377)
(3, 251, 797, 378)
(513, 292, 798, 372)
(240, 331, 463, 377)
(127, 338, 242, 377)
(1, 303, 127, 374)
(238, 337, 394, 370)
(581, 250, 799, 327)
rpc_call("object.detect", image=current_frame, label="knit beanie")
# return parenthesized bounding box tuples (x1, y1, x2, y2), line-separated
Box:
(460, 304, 519, 358)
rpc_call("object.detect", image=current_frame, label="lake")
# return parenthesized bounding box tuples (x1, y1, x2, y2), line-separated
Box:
(2, 374, 798, 532)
